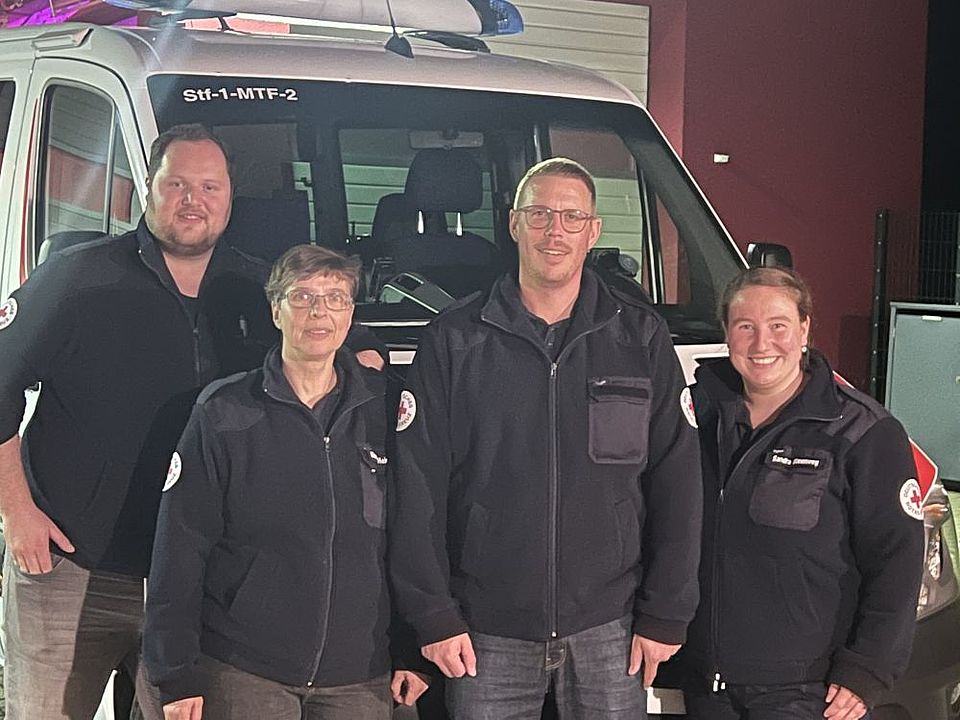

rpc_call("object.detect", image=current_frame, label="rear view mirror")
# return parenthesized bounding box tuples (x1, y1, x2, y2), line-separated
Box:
(409, 130, 484, 149)
(746, 242, 793, 269)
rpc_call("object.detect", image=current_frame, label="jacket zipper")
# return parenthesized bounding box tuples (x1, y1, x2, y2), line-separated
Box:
(306, 435, 338, 686)
(707, 409, 839, 690)
(481, 307, 621, 639)
(548, 361, 559, 637)
(261, 385, 375, 686)
(138, 247, 204, 383)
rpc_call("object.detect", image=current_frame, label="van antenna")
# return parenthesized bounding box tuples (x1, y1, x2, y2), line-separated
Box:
(384, 0, 414, 58)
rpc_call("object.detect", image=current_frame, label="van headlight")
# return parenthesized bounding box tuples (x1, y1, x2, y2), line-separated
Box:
(916, 485, 959, 620)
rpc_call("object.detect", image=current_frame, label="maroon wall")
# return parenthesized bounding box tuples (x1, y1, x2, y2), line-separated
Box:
(640, 0, 928, 388)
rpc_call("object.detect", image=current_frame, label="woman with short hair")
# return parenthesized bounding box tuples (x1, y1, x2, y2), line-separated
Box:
(144, 244, 426, 720)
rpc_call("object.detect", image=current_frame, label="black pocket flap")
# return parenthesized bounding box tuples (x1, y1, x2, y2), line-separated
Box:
(588, 376, 651, 402)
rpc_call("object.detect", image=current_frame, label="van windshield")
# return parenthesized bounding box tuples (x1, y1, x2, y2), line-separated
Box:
(148, 76, 742, 345)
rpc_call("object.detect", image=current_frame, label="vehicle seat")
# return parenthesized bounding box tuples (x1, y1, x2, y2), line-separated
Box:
(370, 192, 446, 259)
(389, 149, 499, 297)
(38, 230, 109, 264)
(226, 193, 310, 262)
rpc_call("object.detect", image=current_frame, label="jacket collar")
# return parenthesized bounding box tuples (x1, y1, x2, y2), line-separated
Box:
(135, 217, 237, 299)
(693, 348, 842, 422)
(261, 344, 378, 415)
(479, 268, 621, 342)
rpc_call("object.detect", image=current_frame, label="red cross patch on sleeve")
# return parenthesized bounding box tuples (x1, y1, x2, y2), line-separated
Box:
(0, 298, 18, 330)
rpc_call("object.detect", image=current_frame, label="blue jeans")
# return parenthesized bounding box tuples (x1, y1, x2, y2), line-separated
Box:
(445, 615, 646, 720)
(683, 679, 871, 720)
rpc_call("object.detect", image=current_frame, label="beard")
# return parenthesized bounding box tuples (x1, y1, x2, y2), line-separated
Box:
(153, 227, 221, 257)
(145, 205, 225, 258)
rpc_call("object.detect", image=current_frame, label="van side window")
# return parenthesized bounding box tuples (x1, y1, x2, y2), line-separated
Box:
(0, 81, 14, 171)
(109, 117, 141, 235)
(38, 84, 136, 254)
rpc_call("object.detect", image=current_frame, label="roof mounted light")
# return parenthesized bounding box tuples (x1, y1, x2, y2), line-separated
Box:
(102, 0, 187, 9)
(466, 0, 523, 36)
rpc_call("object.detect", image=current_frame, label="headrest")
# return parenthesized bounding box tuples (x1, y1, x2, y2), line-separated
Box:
(371, 193, 416, 239)
(227, 194, 310, 262)
(405, 149, 483, 213)
(38, 230, 108, 264)
(372, 192, 448, 240)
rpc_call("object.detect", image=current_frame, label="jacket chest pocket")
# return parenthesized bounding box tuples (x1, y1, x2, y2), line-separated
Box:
(358, 443, 388, 529)
(749, 447, 833, 531)
(587, 376, 651, 465)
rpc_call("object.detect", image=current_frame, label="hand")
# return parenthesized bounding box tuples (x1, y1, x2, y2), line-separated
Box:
(421, 632, 477, 679)
(628, 634, 680, 688)
(4, 501, 74, 574)
(824, 684, 866, 720)
(163, 696, 203, 720)
(391, 670, 430, 706)
(355, 349, 385, 371)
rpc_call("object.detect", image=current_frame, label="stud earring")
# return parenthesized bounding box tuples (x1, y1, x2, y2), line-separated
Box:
(801, 345, 808, 354)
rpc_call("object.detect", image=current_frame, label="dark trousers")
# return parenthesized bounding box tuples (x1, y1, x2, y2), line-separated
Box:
(445, 615, 647, 720)
(684, 679, 868, 720)
(196, 654, 391, 720)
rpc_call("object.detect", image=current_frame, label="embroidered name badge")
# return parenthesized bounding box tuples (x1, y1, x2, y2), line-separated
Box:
(769, 452, 821, 469)
(899, 478, 924, 520)
(163, 451, 182, 492)
(680, 387, 697, 428)
(0, 298, 18, 330)
(397, 390, 417, 432)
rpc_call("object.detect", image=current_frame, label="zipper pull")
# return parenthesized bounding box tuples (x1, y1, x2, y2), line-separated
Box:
(712, 672, 726, 693)
(550, 362, 557, 378)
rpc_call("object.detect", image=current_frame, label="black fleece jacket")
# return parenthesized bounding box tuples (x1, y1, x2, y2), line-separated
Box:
(0, 221, 387, 576)
(144, 348, 392, 703)
(683, 351, 924, 705)
(0, 220, 275, 575)
(389, 270, 702, 647)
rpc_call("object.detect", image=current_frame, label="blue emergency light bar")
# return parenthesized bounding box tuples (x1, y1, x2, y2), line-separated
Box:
(467, 0, 524, 36)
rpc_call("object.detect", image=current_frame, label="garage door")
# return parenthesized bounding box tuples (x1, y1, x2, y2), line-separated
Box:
(485, 0, 650, 104)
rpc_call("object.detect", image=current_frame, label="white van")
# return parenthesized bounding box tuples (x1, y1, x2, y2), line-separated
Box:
(0, 2, 958, 717)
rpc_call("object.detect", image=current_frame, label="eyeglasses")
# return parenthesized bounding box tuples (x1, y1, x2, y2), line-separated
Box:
(516, 205, 596, 233)
(284, 289, 354, 311)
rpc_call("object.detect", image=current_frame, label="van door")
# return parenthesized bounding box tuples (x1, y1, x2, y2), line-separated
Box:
(17, 59, 146, 279)
(0, 64, 32, 299)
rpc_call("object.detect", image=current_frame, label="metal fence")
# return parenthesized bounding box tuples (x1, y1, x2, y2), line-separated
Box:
(870, 209, 960, 400)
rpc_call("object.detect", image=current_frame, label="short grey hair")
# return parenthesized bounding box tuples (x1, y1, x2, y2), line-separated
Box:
(265, 245, 362, 303)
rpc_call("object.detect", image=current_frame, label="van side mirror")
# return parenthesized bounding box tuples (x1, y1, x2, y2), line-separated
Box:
(746, 242, 793, 269)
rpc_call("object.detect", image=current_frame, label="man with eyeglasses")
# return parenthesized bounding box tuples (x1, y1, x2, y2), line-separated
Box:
(0, 124, 383, 720)
(389, 157, 702, 718)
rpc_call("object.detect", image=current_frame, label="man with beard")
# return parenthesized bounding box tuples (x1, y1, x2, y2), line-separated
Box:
(0, 124, 379, 719)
